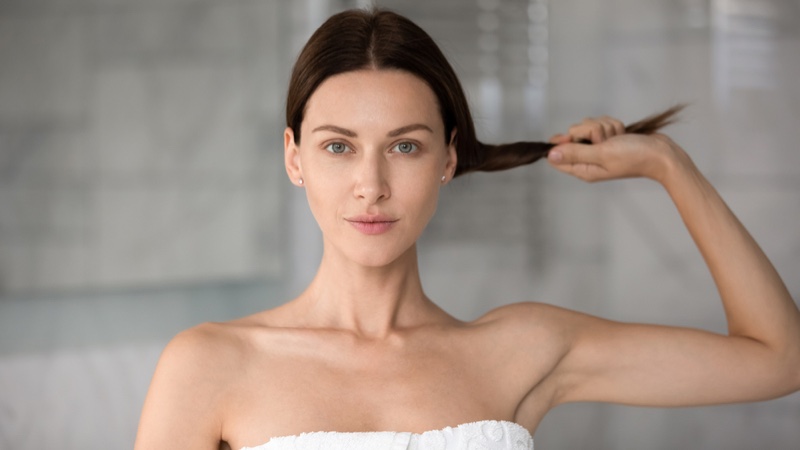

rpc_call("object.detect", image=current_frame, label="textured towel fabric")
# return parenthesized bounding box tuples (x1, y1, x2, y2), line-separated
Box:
(240, 420, 533, 450)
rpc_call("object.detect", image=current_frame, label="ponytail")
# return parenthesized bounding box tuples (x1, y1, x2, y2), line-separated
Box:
(454, 105, 685, 178)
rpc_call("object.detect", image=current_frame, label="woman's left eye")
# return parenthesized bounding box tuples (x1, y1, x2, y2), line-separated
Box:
(393, 142, 418, 154)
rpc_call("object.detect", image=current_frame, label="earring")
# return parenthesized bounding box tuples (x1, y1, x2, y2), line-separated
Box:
(298, 178, 304, 185)
(441, 175, 446, 182)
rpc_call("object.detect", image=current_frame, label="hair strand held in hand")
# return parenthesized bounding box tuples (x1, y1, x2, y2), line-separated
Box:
(456, 104, 687, 178)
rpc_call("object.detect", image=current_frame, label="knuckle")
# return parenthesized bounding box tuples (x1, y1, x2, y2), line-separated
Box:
(593, 127, 606, 139)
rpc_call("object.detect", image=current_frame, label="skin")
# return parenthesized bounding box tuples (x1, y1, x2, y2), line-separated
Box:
(134, 69, 800, 450)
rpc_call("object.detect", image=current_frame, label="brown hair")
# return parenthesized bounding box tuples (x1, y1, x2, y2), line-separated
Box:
(286, 8, 681, 178)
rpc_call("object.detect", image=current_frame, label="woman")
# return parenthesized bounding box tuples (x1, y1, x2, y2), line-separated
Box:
(134, 8, 800, 450)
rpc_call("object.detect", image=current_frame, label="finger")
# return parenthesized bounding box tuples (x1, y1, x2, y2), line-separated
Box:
(599, 121, 615, 140)
(610, 117, 625, 135)
(566, 122, 591, 143)
(549, 133, 572, 144)
(599, 116, 625, 137)
(548, 158, 609, 182)
(568, 120, 606, 144)
(547, 142, 604, 166)
(589, 124, 606, 144)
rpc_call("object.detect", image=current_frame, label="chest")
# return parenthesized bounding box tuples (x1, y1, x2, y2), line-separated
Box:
(222, 329, 554, 449)
(224, 344, 519, 448)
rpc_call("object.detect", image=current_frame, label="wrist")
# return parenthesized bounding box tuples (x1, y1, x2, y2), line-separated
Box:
(651, 137, 696, 187)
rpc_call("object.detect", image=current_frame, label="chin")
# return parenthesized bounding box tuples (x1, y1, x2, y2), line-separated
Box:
(329, 235, 417, 268)
(347, 246, 409, 268)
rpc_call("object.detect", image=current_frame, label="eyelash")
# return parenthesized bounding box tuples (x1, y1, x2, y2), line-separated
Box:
(392, 142, 419, 154)
(324, 142, 351, 154)
(322, 141, 420, 155)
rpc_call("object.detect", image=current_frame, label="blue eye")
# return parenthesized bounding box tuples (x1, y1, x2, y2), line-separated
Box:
(325, 142, 349, 154)
(394, 142, 418, 154)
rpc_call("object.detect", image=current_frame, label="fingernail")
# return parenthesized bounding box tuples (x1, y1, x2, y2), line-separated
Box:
(548, 150, 563, 162)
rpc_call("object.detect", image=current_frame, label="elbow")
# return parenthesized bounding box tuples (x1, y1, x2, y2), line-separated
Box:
(788, 306, 800, 392)
(759, 357, 800, 399)
(773, 340, 800, 396)
(786, 363, 800, 397)
(785, 328, 800, 392)
(791, 349, 800, 393)
(750, 334, 800, 397)
(752, 316, 800, 395)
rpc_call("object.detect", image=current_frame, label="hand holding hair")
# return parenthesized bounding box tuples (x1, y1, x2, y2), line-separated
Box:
(458, 105, 685, 179)
(546, 105, 688, 183)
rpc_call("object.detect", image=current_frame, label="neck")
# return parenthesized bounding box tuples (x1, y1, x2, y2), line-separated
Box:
(295, 242, 443, 339)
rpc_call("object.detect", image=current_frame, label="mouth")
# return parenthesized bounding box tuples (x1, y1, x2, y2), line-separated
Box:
(344, 215, 399, 235)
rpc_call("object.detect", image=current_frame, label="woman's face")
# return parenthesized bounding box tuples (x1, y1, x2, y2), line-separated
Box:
(284, 69, 457, 267)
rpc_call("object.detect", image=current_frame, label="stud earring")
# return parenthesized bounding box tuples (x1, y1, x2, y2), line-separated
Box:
(441, 175, 446, 182)
(298, 178, 304, 185)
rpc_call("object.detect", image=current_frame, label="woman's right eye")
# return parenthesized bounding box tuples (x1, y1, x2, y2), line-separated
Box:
(325, 142, 349, 154)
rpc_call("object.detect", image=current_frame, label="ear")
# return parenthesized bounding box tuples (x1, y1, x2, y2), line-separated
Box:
(444, 128, 458, 180)
(284, 127, 303, 186)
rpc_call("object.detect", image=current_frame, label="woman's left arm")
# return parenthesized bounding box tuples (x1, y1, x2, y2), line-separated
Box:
(543, 116, 800, 406)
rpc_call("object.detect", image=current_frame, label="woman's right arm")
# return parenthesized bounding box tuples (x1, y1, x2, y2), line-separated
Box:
(134, 325, 230, 450)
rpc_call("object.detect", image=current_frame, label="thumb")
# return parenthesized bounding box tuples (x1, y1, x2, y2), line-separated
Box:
(547, 142, 603, 166)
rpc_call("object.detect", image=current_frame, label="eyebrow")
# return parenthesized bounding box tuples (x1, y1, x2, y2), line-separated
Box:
(387, 124, 434, 137)
(312, 125, 357, 137)
(311, 123, 434, 137)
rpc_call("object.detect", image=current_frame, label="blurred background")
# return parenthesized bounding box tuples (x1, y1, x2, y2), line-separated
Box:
(1, 0, 798, 448)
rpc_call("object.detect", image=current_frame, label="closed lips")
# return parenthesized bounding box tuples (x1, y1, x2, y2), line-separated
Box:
(345, 215, 398, 223)
(345, 215, 398, 235)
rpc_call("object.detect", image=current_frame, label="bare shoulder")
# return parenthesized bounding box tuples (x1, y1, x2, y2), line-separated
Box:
(470, 302, 595, 372)
(475, 300, 616, 360)
(167, 306, 293, 357)
(135, 321, 252, 449)
(163, 322, 247, 378)
(480, 303, 621, 367)
(468, 301, 600, 428)
(476, 300, 586, 331)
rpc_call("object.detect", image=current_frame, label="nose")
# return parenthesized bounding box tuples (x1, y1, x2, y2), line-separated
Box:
(354, 152, 391, 204)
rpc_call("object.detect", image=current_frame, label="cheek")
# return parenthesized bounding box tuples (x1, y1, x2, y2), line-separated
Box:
(305, 179, 343, 225)
(399, 174, 441, 224)
(300, 160, 344, 224)
(389, 153, 447, 224)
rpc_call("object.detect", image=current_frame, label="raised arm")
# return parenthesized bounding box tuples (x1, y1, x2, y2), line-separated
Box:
(542, 116, 800, 407)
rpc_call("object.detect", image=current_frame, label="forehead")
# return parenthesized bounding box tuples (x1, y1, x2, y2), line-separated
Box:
(303, 69, 443, 134)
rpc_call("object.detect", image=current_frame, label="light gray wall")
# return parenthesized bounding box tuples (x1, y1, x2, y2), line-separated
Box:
(1, 0, 798, 448)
